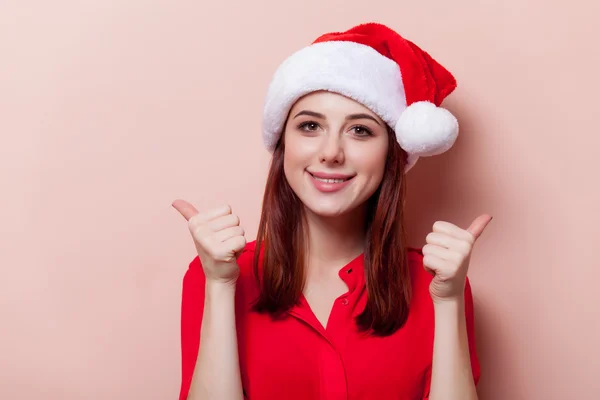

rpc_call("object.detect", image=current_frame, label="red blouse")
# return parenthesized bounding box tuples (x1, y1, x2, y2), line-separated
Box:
(179, 241, 480, 400)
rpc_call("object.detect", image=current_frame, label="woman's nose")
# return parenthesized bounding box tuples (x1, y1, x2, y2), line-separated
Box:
(318, 134, 345, 165)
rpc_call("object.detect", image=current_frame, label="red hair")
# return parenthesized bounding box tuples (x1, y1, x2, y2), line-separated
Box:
(252, 126, 411, 336)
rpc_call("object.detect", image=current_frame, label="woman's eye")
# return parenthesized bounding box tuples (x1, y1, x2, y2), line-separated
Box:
(352, 126, 372, 136)
(299, 122, 319, 131)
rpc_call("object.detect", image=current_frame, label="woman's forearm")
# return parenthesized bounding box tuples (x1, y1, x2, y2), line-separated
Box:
(187, 281, 244, 400)
(428, 297, 478, 400)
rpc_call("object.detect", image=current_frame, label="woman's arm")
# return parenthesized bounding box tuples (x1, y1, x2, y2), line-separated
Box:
(428, 297, 478, 400)
(421, 215, 491, 400)
(173, 200, 246, 400)
(187, 280, 244, 400)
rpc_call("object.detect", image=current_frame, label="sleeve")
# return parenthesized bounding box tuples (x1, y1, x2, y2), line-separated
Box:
(179, 256, 205, 400)
(421, 277, 481, 399)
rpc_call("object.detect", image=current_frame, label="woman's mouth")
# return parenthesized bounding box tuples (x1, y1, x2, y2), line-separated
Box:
(312, 176, 350, 184)
(307, 171, 355, 193)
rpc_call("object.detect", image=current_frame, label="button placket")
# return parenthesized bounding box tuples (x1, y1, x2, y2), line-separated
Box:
(319, 339, 349, 400)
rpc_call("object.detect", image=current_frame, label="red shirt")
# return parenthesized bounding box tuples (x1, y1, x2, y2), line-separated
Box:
(179, 241, 480, 400)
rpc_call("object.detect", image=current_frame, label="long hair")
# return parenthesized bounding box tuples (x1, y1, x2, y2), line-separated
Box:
(252, 125, 411, 336)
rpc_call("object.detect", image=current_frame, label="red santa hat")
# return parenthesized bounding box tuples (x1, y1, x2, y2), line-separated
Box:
(262, 22, 459, 172)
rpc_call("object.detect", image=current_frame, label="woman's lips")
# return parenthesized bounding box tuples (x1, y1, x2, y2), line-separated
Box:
(307, 171, 354, 193)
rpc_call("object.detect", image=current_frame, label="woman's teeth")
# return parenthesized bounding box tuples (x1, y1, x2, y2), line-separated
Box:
(313, 177, 348, 183)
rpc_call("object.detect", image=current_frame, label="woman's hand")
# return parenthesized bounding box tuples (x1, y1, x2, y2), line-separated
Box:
(172, 199, 247, 285)
(423, 214, 492, 304)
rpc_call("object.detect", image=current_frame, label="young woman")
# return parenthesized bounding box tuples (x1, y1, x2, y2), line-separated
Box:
(173, 22, 491, 400)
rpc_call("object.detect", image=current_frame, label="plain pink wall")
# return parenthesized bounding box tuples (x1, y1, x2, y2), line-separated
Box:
(1, 1, 598, 399)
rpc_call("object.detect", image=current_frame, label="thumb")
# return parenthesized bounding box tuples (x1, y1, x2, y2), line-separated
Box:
(171, 199, 199, 221)
(467, 214, 493, 241)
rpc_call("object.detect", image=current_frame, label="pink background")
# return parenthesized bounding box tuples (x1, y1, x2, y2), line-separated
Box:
(1, 1, 598, 399)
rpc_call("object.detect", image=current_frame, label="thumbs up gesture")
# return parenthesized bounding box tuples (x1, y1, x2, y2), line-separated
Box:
(172, 199, 247, 285)
(423, 214, 492, 303)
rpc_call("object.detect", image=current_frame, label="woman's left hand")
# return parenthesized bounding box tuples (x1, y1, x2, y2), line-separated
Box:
(423, 214, 493, 304)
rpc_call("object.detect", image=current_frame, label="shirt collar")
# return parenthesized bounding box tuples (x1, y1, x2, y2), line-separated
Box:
(338, 253, 365, 293)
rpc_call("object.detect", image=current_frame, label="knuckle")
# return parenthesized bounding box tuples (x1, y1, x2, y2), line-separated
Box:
(187, 216, 199, 230)
(191, 223, 206, 238)
(466, 232, 476, 244)
(236, 239, 247, 253)
(220, 204, 232, 214)
(451, 251, 463, 263)
(458, 241, 471, 255)
(189, 216, 208, 232)
(207, 246, 222, 260)
(206, 218, 218, 231)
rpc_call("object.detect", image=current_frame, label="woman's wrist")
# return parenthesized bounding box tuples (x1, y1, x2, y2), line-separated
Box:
(206, 278, 237, 296)
(432, 294, 465, 310)
(432, 295, 467, 329)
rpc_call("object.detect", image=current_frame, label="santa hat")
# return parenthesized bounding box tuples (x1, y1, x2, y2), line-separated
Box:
(261, 22, 459, 172)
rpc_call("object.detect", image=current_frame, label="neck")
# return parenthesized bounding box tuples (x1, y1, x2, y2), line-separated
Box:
(303, 206, 367, 271)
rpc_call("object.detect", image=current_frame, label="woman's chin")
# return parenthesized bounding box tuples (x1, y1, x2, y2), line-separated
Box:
(303, 202, 353, 219)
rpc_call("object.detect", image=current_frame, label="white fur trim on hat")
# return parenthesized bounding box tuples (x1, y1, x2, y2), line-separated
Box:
(262, 41, 407, 151)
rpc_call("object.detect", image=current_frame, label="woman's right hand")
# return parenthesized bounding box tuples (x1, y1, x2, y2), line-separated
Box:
(172, 199, 246, 285)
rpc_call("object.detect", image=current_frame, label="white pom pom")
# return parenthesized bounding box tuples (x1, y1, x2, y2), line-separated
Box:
(394, 101, 459, 157)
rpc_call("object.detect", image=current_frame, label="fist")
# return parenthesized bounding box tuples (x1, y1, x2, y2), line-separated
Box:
(172, 199, 247, 284)
(423, 214, 492, 303)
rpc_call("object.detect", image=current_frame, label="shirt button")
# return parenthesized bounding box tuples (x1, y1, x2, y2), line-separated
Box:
(341, 298, 349, 306)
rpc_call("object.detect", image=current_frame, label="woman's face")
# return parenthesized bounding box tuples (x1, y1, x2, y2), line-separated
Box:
(283, 91, 389, 218)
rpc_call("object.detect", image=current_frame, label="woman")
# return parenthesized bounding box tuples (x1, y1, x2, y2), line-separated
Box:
(173, 22, 491, 400)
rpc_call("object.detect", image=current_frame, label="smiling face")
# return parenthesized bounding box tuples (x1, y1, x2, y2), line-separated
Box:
(282, 91, 390, 219)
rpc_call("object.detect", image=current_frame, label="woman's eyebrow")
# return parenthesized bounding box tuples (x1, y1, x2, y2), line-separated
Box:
(293, 110, 325, 119)
(293, 110, 381, 126)
(345, 113, 381, 126)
